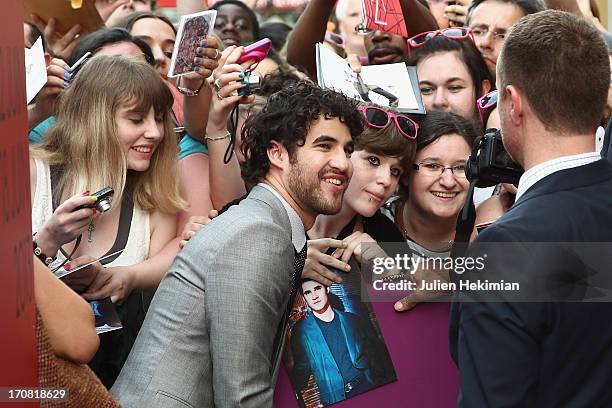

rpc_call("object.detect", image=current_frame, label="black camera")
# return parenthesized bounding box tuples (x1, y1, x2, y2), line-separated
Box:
(75, 187, 114, 213)
(237, 69, 261, 97)
(465, 128, 523, 188)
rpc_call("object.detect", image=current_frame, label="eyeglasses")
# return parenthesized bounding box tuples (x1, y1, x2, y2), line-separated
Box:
(407, 27, 474, 50)
(359, 105, 419, 140)
(413, 162, 467, 178)
(477, 90, 498, 124)
(471, 26, 506, 42)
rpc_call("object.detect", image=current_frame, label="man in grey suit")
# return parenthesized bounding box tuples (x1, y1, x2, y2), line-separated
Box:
(112, 82, 364, 408)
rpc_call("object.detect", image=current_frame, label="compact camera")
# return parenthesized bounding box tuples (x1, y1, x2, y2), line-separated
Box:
(237, 69, 261, 97)
(76, 187, 114, 213)
(465, 128, 523, 188)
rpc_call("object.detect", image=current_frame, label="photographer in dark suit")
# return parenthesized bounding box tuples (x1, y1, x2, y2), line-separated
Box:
(450, 10, 612, 407)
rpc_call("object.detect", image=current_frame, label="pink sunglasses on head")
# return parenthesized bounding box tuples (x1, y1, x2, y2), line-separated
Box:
(407, 27, 475, 50)
(359, 105, 419, 140)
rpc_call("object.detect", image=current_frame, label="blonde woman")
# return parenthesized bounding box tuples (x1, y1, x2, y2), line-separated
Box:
(29, 55, 186, 387)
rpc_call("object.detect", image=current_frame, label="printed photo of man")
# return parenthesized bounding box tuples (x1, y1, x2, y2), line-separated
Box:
(290, 279, 379, 406)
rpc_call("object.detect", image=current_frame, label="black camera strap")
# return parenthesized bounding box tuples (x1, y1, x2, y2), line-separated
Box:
(450, 182, 477, 283)
(224, 102, 240, 164)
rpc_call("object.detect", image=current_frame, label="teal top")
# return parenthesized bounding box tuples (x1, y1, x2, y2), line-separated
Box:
(178, 133, 208, 159)
(28, 116, 208, 158)
(29, 116, 55, 144)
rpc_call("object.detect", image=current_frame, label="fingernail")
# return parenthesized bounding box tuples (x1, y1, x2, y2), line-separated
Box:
(197, 47, 204, 54)
(63, 81, 71, 88)
(92, 208, 97, 215)
(64, 65, 70, 71)
(63, 72, 72, 80)
(90, 195, 98, 203)
(194, 57, 201, 64)
(200, 40, 207, 47)
(82, 190, 90, 195)
(346, 265, 351, 271)
(394, 302, 403, 311)
(64, 264, 72, 271)
(238, 72, 245, 79)
(195, 66, 201, 72)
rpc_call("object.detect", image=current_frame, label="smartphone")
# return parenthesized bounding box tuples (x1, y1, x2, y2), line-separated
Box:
(75, 187, 114, 213)
(237, 38, 272, 65)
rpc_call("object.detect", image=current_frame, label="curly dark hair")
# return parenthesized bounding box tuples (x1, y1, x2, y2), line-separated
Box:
(240, 82, 364, 185)
(257, 69, 304, 97)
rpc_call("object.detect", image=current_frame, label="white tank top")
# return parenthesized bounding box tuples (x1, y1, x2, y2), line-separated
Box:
(31, 159, 150, 274)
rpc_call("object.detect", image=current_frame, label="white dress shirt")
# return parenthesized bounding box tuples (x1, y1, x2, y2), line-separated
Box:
(515, 152, 602, 201)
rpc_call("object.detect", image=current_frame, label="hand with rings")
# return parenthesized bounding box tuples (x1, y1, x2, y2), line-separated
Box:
(184, 36, 222, 81)
(213, 77, 223, 100)
(207, 62, 255, 130)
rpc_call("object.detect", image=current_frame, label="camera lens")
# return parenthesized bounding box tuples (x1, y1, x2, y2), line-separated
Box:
(96, 199, 112, 213)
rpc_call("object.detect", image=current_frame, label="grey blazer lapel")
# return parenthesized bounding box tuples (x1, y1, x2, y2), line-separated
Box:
(245, 186, 301, 379)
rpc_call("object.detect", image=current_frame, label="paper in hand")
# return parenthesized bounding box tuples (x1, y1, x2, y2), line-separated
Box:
(316, 43, 423, 113)
(168, 10, 217, 77)
(56, 249, 124, 279)
(25, 37, 47, 104)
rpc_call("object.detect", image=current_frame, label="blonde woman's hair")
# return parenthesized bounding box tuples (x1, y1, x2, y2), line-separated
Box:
(31, 55, 186, 213)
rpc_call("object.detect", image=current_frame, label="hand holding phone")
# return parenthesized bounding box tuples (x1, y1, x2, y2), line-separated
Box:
(237, 38, 272, 65)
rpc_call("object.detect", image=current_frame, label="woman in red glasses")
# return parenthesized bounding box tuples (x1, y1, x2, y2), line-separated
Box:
(407, 28, 493, 125)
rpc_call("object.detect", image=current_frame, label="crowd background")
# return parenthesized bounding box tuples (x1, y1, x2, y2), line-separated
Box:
(16, 0, 612, 406)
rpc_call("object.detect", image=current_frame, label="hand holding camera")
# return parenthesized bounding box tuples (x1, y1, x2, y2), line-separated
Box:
(207, 46, 258, 132)
(35, 191, 106, 256)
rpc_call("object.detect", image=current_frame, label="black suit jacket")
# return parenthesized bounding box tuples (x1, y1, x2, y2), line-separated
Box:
(449, 159, 612, 407)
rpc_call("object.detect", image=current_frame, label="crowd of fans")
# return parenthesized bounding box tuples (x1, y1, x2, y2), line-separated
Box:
(23, 0, 612, 406)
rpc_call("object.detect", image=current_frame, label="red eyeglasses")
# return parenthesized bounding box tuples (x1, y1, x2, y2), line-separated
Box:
(477, 90, 498, 124)
(359, 105, 419, 140)
(407, 27, 474, 50)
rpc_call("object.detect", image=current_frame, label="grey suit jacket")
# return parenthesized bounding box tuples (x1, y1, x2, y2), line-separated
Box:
(112, 185, 297, 408)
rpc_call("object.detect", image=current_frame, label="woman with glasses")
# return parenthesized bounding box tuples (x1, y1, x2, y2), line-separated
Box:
(388, 110, 478, 260)
(406, 28, 493, 125)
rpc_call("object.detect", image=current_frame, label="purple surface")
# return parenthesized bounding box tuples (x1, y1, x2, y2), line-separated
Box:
(274, 299, 459, 407)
